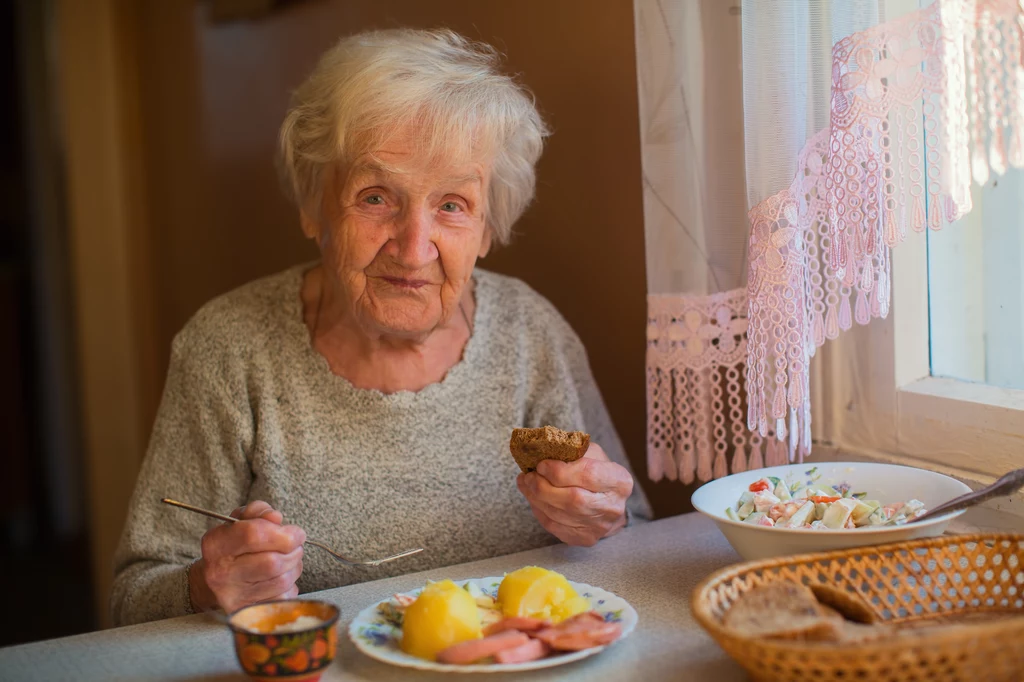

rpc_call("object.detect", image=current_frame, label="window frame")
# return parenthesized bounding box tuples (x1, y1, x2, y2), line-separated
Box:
(811, 0, 1024, 480)
(815, 222, 1024, 479)
(890, 227, 1024, 477)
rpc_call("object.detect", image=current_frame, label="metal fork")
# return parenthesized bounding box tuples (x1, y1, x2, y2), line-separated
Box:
(907, 467, 1024, 524)
(161, 498, 423, 567)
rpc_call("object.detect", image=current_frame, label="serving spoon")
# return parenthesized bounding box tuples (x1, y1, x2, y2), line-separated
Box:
(161, 498, 424, 566)
(908, 467, 1024, 524)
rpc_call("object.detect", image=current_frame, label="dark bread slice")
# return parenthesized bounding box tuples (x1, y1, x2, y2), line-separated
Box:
(722, 581, 844, 641)
(836, 620, 893, 643)
(809, 584, 880, 624)
(509, 426, 590, 473)
(817, 605, 893, 642)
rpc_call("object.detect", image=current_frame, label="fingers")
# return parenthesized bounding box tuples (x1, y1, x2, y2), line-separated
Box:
(242, 561, 304, 601)
(519, 474, 596, 514)
(235, 501, 284, 525)
(230, 501, 271, 519)
(534, 457, 633, 497)
(198, 501, 306, 615)
(520, 478, 623, 528)
(527, 502, 600, 548)
(230, 546, 304, 583)
(221, 573, 302, 614)
(582, 442, 610, 462)
(261, 510, 284, 525)
(519, 472, 627, 517)
(207, 518, 306, 557)
(265, 586, 300, 603)
(202, 548, 304, 613)
(516, 457, 629, 547)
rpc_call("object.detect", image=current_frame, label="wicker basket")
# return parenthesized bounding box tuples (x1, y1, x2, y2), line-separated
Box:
(692, 533, 1024, 682)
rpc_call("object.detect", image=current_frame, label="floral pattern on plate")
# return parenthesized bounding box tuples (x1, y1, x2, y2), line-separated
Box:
(348, 577, 638, 673)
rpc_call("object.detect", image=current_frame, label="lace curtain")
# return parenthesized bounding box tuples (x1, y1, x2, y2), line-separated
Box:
(637, 0, 1024, 484)
(636, 0, 769, 483)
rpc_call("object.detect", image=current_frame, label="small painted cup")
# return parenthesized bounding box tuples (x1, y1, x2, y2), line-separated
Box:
(228, 600, 340, 682)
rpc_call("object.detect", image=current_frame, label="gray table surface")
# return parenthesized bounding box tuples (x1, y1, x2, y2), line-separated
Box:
(0, 513, 748, 682)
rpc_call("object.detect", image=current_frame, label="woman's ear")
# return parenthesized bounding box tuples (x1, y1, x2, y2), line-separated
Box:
(299, 210, 319, 241)
(478, 229, 493, 258)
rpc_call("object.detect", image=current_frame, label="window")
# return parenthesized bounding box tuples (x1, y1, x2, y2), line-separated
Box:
(817, 172, 1024, 480)
(928, 171, 1024, 390)
(815, 0, 1024, 482)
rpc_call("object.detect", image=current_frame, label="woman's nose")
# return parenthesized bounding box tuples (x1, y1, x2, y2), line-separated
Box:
(389, 206, 439, 268)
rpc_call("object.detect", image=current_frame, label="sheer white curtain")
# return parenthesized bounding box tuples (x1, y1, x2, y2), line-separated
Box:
(741, 1, 882, 459)
(742, 2, 881, 209)
(636, 0, 1024, 483)
(636, 0, 760, 484)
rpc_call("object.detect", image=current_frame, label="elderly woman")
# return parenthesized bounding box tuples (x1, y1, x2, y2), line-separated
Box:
(111, 28, 650, 626)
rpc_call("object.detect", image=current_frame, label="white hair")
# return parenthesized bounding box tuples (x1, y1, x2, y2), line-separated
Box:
(278, 28, 549, 245)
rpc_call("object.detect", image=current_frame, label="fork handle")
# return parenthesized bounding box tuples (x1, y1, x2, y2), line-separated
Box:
(163, 499, 351, 564)
(162, 498, 239, 525)
(162, 498, 423, 567)
(910, 468, 1024, 523)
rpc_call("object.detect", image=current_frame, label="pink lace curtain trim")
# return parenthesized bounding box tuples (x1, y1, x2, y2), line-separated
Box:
(647, 290, 790, 484)
(746, 0, 1024, 452)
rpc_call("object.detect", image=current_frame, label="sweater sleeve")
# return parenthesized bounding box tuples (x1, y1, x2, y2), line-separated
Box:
(110, 328, 254, 626)
(525, 320, 653, 524)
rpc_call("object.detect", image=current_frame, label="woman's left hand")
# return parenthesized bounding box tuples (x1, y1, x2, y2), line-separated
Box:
(516, 442, 634, 547)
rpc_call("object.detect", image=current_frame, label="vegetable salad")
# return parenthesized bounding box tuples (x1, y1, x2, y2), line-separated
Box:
(725, 467, 926, 529)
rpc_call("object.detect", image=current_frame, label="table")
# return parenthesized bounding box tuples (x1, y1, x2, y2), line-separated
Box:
(0, 513, 748, 681)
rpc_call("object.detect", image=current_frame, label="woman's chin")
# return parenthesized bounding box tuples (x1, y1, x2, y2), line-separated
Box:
(365, 309, 444, 339)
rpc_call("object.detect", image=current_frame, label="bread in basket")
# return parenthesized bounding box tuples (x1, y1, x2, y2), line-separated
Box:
(692, 533, 1024, 682)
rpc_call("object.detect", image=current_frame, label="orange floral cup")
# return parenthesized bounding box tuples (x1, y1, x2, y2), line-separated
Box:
(228, 600, 340, 682)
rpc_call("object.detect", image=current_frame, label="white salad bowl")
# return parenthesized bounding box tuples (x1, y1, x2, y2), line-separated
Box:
(690, 462, 973, 561)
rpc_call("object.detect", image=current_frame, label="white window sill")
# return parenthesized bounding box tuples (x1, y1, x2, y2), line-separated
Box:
(899, 376, 1024, 432)
(884, 376, 1024, 478)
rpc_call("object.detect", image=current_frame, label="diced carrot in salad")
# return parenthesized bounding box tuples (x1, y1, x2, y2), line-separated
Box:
(724, 468, 926, 529)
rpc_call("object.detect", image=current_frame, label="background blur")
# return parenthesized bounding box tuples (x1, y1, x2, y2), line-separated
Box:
(1, 0, 720, 645)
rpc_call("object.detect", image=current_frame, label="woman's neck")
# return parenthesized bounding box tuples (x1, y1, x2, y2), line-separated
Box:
(301, 266, 475, 393)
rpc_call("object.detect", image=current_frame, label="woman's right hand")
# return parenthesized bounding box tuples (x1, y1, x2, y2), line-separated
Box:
(188, 501, 306, 614)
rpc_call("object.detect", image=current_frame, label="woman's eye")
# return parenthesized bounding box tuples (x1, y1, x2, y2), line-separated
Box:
(364, 194, 385, 205)
(441, 201, 461, 213)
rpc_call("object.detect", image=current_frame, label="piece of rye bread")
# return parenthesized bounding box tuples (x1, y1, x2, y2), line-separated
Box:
(809, 584, 880, 624)
(836, 620, 893, 643)
(509, 426, 590, 473)
(722, 581, 844, 642)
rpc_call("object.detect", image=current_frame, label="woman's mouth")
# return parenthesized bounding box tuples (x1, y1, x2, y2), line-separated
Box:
(378, 276, 432, 290)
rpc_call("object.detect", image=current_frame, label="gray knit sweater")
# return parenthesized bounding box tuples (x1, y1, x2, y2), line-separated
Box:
(110, 265, 651, 626)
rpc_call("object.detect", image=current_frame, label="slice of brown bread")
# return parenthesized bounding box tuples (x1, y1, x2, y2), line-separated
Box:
(722, 581, 844, 642)
(837, 620, 893, 643)
(809, 584, 880, 624)
(509, 426, 590, 473)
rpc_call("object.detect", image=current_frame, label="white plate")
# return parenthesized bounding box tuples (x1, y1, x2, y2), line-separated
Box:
(348, 576, 637, 673)
(691, 461, 973, 561)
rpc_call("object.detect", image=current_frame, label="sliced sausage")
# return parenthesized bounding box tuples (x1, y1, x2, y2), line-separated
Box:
(563, 611, 606, 626)
(533, 623, 621, 651)
(492, 638, 551, 664)
(532, 612, 622, 651)
(483, 617, 550, 636)
(435, 630, 530, 664)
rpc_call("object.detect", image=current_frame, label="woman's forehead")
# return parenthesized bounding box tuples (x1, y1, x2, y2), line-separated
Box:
(347, 151, 487, 188)
(346, 121, 493, 181)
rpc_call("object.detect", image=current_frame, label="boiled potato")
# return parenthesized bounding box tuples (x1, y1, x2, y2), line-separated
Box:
(497, 566, 591, 623)
(401, 580, 482, 660)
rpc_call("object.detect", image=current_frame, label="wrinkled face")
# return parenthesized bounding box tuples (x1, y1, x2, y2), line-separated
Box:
(305, 126, 492, 339)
